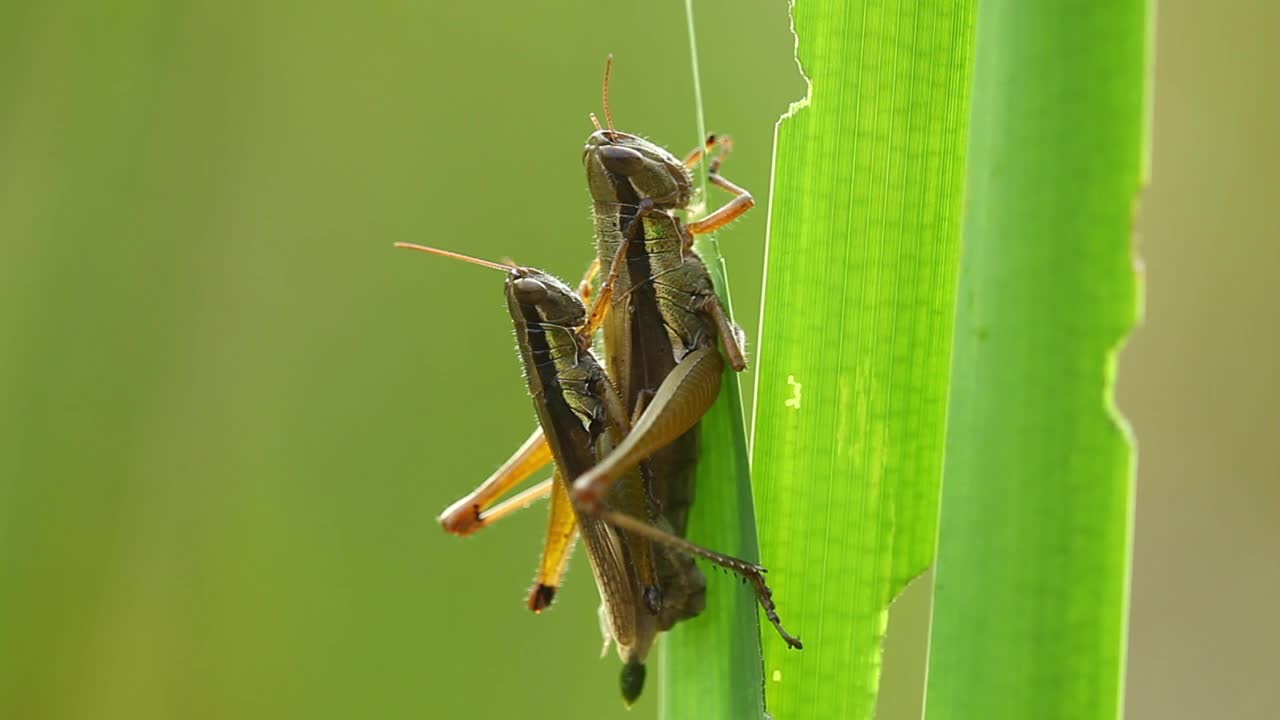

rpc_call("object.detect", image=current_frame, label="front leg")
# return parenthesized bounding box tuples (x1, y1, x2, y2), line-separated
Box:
(687, 170, 753, 236)
(682, 134, 754, 236)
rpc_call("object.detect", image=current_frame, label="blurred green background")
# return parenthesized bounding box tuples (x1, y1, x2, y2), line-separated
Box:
(0, 1, 1273, 719)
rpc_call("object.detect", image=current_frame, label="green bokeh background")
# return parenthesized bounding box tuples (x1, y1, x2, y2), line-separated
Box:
(0, 2, 1273, 719)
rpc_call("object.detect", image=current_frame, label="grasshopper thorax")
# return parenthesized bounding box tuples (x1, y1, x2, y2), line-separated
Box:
(583, 129, 693, 210)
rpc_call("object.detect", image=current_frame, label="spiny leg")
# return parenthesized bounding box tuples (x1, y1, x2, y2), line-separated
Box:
(438, 427, 552, 536)
(572, 294, 797, 646)
(594, 506, 801, 649)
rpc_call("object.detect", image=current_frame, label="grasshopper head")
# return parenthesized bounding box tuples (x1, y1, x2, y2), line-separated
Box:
(391, 242, 588, 338)
(506, 267, 586, 328)
(584, 129, 693, 210)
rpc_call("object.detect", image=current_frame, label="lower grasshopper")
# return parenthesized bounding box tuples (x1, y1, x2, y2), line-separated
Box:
(399, 243, 794, 703)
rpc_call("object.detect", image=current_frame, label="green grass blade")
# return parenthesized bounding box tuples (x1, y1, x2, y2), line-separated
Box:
(750, 2, 976, 718)
(656, 4, 767, 719)
(656, 320, 765, 720)
(923, 1, 1150, 718)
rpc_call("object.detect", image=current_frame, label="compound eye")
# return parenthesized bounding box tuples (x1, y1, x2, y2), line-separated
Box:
(512, 277, 549, 304)
(598, 145, 646, 175)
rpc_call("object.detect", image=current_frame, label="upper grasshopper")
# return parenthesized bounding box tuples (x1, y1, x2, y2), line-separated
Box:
(571, 59, 802, 645)
(572, 62, 751, 522)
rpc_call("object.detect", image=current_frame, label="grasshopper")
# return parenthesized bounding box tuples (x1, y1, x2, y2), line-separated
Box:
(574, 59, 801, 649)
(400, 242, 795, 703)
(570, 58, 753, 523)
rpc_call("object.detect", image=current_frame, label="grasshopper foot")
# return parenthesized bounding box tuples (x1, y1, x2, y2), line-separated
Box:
(527, 583, 557, 613)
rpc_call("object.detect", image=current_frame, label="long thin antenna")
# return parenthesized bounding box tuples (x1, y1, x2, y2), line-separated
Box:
(601, 54, 616, 133)
(393, 242, 514, 273)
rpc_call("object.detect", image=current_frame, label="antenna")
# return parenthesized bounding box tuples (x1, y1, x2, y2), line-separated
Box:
(393, 243, 514, 273)
(601, 54, 616, 133)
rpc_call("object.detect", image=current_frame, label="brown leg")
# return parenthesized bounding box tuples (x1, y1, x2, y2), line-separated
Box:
(594, 506, 802, 650)
(575, 384, 802, 651)
(571, 349, 798, 633)
(702, 293, 747, 371)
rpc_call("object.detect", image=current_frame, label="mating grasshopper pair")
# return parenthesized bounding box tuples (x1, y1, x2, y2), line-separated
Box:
(400, 59, 800, 704)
